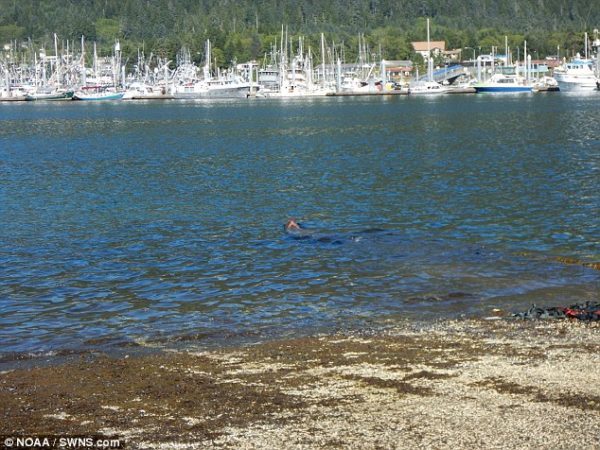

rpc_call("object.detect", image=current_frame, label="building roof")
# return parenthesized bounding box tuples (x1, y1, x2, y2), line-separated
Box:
(387, 66, 414, 72)
(382, 60, 413, 67)
(411, 41, 446, 52)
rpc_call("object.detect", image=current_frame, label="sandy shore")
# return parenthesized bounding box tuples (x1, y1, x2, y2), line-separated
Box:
(1, 318, 599, 449)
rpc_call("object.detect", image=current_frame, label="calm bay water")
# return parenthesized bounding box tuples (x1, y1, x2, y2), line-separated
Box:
(1, 94, 599, 360)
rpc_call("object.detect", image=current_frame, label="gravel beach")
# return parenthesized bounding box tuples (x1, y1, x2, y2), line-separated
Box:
(1, 318, 599, 449)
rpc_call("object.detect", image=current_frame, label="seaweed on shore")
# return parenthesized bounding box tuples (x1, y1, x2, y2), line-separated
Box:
(513, 301, 600, 321)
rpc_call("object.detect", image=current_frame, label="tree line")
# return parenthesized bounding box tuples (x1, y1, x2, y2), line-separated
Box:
(1, 0, 597, 66)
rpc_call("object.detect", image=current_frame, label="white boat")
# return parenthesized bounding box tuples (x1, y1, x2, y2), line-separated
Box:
(335, 74, 387, 94)
(262, 64, 331, 98)
(122, 82, 172, 100)
(172, 78, 253, 99)
(473, 74, 533, 93)
(0, 91, 27, 101)
(72, 86, 124, 101)
(261, 85, 330, 98)
(532, 76, 560, 92)
(0, 85, 31, 101)
(409, 80, 449, 94)
(172, 40, 254, 99)
(553, 59, 597, 90)
(25, 88, 74, 101)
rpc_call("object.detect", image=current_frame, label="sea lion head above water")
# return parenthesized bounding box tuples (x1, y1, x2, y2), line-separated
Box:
(284, 218, 302, 232)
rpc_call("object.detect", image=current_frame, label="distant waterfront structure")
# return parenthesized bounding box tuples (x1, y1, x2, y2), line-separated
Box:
(412, 40, 462, 62)
(380, 60, 413, 81)
(412, 40, 446, 58)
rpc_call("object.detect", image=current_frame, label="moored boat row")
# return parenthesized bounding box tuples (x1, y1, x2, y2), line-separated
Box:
(2, 30, 598, 102)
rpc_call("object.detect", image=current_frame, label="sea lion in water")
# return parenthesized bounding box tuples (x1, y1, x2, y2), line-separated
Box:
(283, 218, 314, 239)
(283, 219, 350, 245)
(284, 218, 302, 232)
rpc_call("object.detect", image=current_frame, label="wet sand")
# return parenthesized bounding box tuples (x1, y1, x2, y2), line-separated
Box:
(1, 318, 599, 449)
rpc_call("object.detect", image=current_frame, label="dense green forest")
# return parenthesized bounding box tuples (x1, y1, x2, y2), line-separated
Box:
(1, 0, 598, 66)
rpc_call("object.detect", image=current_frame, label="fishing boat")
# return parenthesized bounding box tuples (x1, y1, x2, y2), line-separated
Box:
(553, 58, 597, 90)
(122, 82, 173, 100)
(409, 80, 449, 94)
(172, 78, 253, 99)
(0, 92, 27, 101)
(26, 88, 74, 101)
(1, 68, 29, 100)
(473, 74, 533, 93)
(0, 85, 30, 101)
(123, 52, 174, 100)
(262, 65, 331, 97)
(553, 31, 598, 90)
(172, 40, 254, 99)
(532, 76, 560, 92)
(72, 86, 124, 101)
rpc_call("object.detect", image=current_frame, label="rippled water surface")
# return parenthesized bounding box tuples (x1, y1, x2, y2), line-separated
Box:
(1, 95, 599, 359)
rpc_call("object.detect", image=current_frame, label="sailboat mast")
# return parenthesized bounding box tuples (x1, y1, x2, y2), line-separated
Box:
(93, 42, 98, 80)
(54, 33, 60, 88)
(114, 40, 121, 87)
(34, 52, 38, 87)
(321, 33, 326, 84)
(524, 40, 528, 81)
(285, 26, 288, 67)
(81, 35, 86, 86)
(307, 45, 312, 89)
(204, 39, 211, 80)
(280, 25, 284, 66)
(5, 67, 10, 95)
(427, 18, 432, 81)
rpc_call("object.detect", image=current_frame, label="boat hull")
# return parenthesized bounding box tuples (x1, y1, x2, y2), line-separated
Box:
(474, 86, 532, 93)
(26, 91, 74, 101)
(172, 85, 252, 99)
(0, 96, 27, 102)
(409, 88, 450, 95)
(554, 79, 597, 90)
(409, 80, 450, 95)
(128, 94, 175, 100)
(72, 92, 124, 101)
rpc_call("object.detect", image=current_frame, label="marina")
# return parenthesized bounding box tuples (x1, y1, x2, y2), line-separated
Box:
(2, 29, 600, 102)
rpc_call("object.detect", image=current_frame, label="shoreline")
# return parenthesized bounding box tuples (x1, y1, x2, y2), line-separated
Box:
(1, 318, 599, 449)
